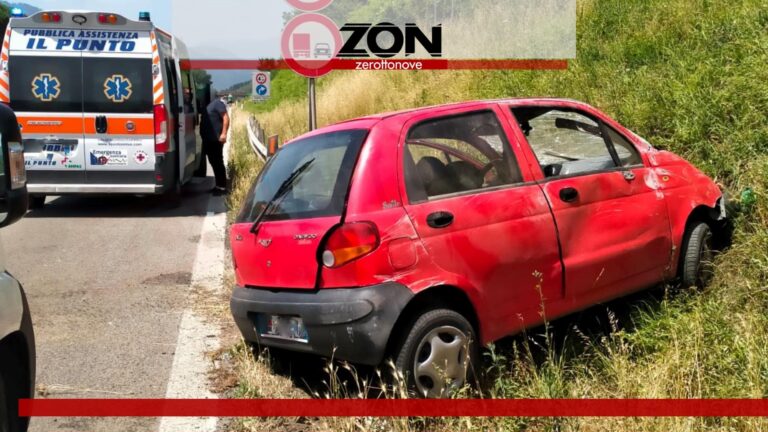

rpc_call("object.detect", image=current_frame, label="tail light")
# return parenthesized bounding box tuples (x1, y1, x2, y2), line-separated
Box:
(153, 104, 169, 153)
(41, 12, 61, 22)
(98, 14, 117, 24)
(8, 141, 26, 189)
(321, 222, 380, 268)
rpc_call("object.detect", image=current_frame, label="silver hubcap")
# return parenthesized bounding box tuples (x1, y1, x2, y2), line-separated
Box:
(413, 325, 470, 398)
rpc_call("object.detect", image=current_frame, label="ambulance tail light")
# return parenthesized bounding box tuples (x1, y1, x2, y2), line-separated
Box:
(98, 14, 118, 24)
(154, 104, 169, 153)
(41, 12, 61, 23)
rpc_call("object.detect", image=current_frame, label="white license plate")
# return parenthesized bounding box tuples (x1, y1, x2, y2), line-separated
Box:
(260, 315, 309, 343)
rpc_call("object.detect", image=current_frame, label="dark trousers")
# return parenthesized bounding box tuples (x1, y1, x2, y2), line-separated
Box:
(203, 140, 227, 188)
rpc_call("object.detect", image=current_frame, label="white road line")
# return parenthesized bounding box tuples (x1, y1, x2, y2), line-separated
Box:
(158, 207, 226, 432)
(159, 190, 228, 430)
(158, 112, 233, 431)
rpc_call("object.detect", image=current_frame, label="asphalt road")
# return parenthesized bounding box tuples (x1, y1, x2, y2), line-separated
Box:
(0, 176, 226, 432)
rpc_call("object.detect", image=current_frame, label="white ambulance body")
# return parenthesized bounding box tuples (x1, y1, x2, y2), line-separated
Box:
(0, 11, 202, 207)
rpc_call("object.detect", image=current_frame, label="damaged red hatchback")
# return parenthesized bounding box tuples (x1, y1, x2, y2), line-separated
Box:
(230, 99, 727, 397)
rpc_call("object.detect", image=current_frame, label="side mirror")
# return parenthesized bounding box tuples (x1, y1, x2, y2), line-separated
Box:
(0, 107, 28, 228)
(543, 163, 562, 178)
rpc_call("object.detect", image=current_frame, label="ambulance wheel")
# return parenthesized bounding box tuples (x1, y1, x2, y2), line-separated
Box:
(165, 180, 182, 208)
(29, 195, 46, 210)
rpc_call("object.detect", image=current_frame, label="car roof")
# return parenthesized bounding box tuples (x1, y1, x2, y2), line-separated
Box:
(333, 97, 592, 124)
(285, 98, 595, 144)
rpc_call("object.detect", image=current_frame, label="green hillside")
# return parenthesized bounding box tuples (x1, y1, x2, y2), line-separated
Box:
(230, 0, 768, 430)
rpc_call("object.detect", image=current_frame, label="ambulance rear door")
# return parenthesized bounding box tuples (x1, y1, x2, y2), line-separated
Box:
(8, 27, 87, 184)
(82, 32, 156, 187)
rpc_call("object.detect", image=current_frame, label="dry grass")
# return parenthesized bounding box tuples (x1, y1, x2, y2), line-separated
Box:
(225, 0, 768, 430)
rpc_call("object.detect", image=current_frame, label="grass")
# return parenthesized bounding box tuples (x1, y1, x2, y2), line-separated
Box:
(225, 0, 768, 430)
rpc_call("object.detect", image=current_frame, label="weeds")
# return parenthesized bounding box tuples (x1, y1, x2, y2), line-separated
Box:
(227, 0, 768, 430)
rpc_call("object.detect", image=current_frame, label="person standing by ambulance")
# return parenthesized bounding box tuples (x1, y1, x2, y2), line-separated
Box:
(200, 93, 230, 195)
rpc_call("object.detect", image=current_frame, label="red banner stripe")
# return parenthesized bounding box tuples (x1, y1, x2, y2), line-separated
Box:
(19, 399, 768, 418)
(179, 59, 568, 71)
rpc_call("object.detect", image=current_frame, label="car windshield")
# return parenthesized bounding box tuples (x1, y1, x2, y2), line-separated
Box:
(237, 129, 368, 223)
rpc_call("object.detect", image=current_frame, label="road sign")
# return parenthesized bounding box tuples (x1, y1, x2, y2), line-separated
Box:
(252, 70, 271, 99)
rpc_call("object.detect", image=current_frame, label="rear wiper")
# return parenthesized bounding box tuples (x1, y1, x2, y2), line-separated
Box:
(250, 158, 315, 235)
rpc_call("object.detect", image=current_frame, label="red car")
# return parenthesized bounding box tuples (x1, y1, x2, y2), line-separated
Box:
(230, 99, 727, 397)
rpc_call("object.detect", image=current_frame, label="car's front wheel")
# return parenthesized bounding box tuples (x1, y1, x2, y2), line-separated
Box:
(394, 309, 477, 398)
(0, 373, 11, 432)
(681, 221, 715, 287)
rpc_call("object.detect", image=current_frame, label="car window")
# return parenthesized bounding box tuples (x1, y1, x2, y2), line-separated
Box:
(403, 111, 522, 202)
(237, 129, 367, 223)
(605, 126, 643, 167)
(83, 57, 153, 114)
(9, 55, 83, 113)
(512, 108, 618, 177)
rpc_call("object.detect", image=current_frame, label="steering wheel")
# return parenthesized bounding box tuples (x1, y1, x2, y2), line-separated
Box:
(479, 159, 507, 186)
(479, 159, 505, 176)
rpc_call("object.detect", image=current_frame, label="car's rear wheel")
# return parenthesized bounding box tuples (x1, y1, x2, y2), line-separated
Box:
(0, 373, 8, 432)
(28, 195, 45, 210)
(0, 363, 21, 432)
(394, 309, 477, 398)
(681, 221, 715, 287)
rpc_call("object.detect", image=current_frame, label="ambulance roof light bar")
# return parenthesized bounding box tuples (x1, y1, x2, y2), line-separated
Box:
(10, 7, 24, 17)
(139, 11, 150, 22)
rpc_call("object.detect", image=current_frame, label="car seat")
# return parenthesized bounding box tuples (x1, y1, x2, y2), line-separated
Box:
(417, 156, 458, 197)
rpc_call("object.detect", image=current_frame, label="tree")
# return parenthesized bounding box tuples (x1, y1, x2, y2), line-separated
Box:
(191, 70, 212, 88)
(0, 3, 10, 38)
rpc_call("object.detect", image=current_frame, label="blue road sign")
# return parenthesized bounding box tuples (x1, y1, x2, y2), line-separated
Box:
(256, 85, 268, 96)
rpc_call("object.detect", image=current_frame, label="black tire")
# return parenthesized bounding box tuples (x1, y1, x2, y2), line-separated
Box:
(680, 221, 715, 287)
(0, 358, 22, 432)
(165, 179, 182, 208)
(28, 196, 45, 210)
(394, 309, 478, 398)
(0, 373, 8, 432)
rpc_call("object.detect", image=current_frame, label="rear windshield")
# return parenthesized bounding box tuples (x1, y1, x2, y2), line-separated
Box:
(83, 57, 153, 113)
(9, 55, 82, 112)
(237, 129, 368, 223)
(8, 56, 152, 114)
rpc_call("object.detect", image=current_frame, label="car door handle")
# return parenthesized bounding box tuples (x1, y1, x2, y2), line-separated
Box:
(559, 187, 579, 203)
(427, 211, 454, 229)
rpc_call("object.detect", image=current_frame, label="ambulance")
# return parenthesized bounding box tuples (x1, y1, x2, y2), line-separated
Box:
(0, 10, 203, 208)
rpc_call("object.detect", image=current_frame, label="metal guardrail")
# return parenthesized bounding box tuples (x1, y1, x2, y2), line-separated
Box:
(246, 115, 268, 160)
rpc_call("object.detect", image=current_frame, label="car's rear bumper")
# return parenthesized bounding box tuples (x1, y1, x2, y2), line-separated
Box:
(230, 283, 413, 365)
(27, 184, 160, 194)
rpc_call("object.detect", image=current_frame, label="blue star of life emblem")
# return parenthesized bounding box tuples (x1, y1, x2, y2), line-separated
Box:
(104, 74, 133, 103)
(31, 73, 61, 102)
